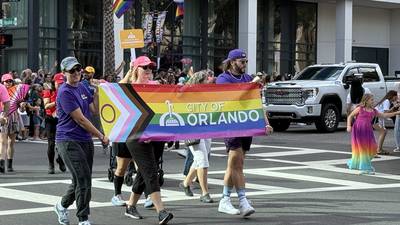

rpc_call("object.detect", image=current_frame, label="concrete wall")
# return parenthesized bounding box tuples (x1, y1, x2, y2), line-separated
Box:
(317, 3, 392, 65)
(390, 9, 400, 76)
(317, 2, 336, 64)
(114, 15, 124, 78)
(353, 6, 390, 48)
(238, 0, 257, 75)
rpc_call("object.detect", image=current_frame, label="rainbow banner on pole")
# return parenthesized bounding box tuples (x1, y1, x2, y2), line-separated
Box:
(98, 83, 266, 142)
(112, 0, 134, 18)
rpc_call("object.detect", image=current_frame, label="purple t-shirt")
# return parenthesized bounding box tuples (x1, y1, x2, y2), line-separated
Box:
(56, 83, 93, 141)
(216, 71, 252, 84)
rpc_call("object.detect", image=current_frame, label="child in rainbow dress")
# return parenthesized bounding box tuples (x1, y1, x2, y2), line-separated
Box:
(347, 93, 400, 175)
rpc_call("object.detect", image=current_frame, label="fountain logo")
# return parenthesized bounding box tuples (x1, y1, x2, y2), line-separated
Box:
(159, 100, 185, 127)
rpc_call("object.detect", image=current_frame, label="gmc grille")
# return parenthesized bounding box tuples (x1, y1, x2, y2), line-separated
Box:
(265, 88, 304, 105)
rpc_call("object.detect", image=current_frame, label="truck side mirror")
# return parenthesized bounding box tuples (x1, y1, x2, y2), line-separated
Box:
(343, 75, 353, 89)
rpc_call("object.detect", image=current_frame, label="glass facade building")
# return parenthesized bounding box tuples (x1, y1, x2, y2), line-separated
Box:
(2, 0, 397, 77)
(0, 0, 103, 75)
(119, 0, 316, 75)
(257, 0, 317, 76)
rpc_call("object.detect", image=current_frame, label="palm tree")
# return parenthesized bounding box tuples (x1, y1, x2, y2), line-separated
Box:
(103, 0, 115, 77)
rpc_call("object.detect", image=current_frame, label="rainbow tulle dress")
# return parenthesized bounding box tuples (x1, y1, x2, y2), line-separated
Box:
(347, 107, 377, 173)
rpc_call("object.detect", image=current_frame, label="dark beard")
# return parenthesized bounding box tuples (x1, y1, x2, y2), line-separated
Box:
(232, 63, 245, 75)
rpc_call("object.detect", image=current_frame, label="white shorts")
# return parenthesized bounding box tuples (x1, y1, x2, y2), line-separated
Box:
(189, 138, 211, 169)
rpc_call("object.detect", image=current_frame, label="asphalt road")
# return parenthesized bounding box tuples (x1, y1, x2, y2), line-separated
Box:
(1, 122, 400, 225)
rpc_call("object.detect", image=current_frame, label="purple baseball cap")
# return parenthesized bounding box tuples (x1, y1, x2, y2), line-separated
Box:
(224, 49, 247, 62)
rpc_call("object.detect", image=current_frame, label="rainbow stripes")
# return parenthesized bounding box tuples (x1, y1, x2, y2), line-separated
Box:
(133, 83, 266, 141)
(112, 0, 134, 18)
(99, 83, 266, 142)
(347, 118, 377, 173)
(175, 1, 184, 20)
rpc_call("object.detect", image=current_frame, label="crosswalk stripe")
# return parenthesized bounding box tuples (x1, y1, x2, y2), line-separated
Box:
(1, 142, 399, 217)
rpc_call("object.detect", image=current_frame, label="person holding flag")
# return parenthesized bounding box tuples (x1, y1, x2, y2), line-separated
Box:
(54, 57, 109, 225)
(216, 49, 273, 217)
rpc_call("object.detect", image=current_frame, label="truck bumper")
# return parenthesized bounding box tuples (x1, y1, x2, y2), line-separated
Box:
(264, 104, 322, 120)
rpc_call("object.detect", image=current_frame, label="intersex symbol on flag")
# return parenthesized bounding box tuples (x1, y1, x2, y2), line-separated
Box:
(98, 83, 153, 142)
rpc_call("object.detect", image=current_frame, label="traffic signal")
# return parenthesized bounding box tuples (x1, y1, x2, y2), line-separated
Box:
(0, 34, 12, 48)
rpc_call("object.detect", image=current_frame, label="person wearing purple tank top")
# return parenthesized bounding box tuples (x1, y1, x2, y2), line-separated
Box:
(216, 49, 273, 217)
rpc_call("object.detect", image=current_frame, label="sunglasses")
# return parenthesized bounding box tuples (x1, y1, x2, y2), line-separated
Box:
(4, 80, 13, 83)
(236, 59, 248, 64)
(139, 65, 153, 70)
(67, 67, 81, 74)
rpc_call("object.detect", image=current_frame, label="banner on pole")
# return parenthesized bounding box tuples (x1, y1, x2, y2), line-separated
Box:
(143, 13, 154, 45)
(98, 83, 267, 142)
(155, 11, 167, 44)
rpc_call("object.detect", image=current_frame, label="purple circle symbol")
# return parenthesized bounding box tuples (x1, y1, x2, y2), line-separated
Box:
(101, 104, 116, 123)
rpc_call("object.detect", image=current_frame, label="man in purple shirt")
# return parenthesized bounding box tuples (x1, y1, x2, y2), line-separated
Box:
(54, 56, 109, 225)
(216, 49, 272, 217)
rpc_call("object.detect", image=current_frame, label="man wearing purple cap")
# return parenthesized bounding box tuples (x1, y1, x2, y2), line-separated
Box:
(216, 49, 272, 217)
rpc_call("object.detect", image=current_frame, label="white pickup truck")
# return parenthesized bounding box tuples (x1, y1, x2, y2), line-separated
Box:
(264, 62, 399, 132)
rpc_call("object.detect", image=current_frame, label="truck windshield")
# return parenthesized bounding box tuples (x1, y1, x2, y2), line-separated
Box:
(295, 67, 344, 81)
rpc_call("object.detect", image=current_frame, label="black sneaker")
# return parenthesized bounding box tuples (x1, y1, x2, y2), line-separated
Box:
(200, 193, 214, 203)
(158, 210, 173, 225)
(124, 205, 143, 219)
(0, 160, 4, 173)
(56, 158, 66, 172)
(179, 182, 193, 196)
(48, 166, 55, 174)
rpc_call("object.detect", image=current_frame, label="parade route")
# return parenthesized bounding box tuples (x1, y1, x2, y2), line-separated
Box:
(1, 125, 400, 225)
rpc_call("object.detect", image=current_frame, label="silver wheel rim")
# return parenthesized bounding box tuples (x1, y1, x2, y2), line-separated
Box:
(324, 109, 336, 129)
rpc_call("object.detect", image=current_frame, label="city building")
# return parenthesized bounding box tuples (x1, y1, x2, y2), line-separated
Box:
(1, 0, 400, 78)
(0, 0, 103, 75)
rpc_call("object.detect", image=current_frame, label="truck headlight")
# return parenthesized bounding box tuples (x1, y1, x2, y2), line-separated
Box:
(302, 88, 319, 99)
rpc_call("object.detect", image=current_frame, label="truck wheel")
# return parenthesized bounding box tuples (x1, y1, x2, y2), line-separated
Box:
(315, 103, 339, 132)
(269, 119, 291, 132)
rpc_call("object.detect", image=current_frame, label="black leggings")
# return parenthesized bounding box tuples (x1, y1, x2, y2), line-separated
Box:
(45, 116, 63, 166)
(126, 140, 164, 195)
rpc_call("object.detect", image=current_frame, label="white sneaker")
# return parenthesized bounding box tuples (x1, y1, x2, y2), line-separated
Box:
(78, 220, 91, 225)
(54, 202, 70, 225)
(394, 147, 400, 152)
(218, 197, 240, 215)
(111, 195, 126, 206)
(239, 199, 255, 217)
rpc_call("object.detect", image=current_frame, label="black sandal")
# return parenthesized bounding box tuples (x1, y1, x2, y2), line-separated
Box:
(377, 150, 390, 155)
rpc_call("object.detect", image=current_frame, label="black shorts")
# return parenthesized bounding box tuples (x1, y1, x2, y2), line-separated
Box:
(112, 142, 132, 158)
(224, 137, 253, 152)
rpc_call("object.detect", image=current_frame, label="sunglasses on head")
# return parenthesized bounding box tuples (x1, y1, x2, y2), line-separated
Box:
(67, 67, 81, 74)
(139, 65, 153, 70)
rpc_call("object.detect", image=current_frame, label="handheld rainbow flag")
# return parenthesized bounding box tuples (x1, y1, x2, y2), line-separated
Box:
(174, 0, 184, 20)
(99, 83, 267, 142)
(112, 0, 134, 19)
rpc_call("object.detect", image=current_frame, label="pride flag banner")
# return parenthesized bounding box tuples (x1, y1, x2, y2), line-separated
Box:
(98, 83, 266, 142)
(112, 0, 134, 19)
